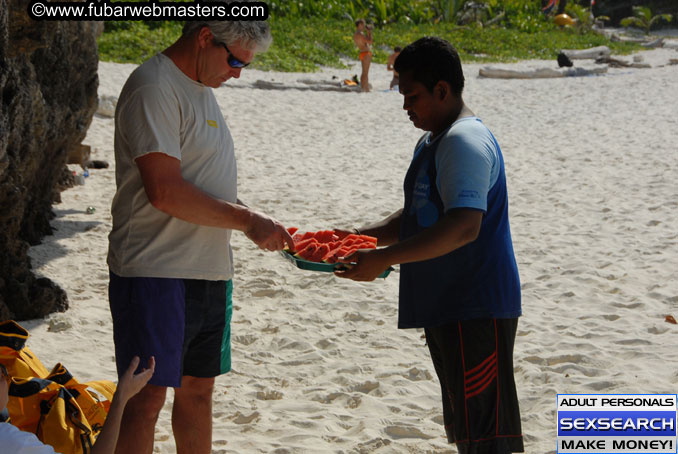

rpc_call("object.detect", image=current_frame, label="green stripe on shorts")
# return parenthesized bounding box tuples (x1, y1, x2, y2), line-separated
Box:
(221, 280, 233, 373)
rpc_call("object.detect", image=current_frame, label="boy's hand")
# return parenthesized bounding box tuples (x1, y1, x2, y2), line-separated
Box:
(334, 249, 389, 281)
(115, 356, 155, 405)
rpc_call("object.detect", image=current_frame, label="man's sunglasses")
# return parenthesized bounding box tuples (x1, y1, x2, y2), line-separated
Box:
(219, 42, 250, 69)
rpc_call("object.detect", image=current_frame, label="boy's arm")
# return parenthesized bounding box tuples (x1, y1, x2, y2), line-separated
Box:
(91, 357, 155, 454)
(381, 208, 481, 264)
(353, 209, 403, 246)
(335, 209, 400, 248)
(336, 208, 482, 281)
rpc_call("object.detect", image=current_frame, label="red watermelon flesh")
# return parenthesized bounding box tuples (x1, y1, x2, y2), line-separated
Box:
(292, 238, 317, 253)
(314, 230, 335, 243)
(356, 242, 377, 250)
(335, 230, 351, 240)
(287, 227, 299, 236)
(358, 234, 378, 245)
(287, 230, 380, 263)
(291, 232, 306, 244)
(295, 242, 319, 261)
(322, 245, 350, 263)
(340, 238, 356, 247)
(309, 244, 330, 262)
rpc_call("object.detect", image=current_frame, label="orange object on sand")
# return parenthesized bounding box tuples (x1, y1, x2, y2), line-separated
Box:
(554, 13, 574, 26)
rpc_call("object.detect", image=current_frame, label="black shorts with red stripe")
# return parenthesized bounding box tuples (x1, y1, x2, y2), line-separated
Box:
(425, 318, 524, 454)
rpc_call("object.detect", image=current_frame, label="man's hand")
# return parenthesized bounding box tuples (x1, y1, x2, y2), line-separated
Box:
(115, 356, 155, 405)
(334, 249, 390, 282)
(244, 211, 295, 251)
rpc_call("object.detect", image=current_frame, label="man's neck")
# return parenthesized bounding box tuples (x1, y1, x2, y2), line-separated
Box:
(431, 100, 473, 140)
(163, 37, 199, 82)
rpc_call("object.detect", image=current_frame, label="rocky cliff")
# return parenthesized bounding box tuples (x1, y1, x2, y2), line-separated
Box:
(0, 0, 100, 320)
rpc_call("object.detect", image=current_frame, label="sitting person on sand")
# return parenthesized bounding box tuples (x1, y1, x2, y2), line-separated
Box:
(335, 37, 524, 453)
(353, 19, 373, 92)
(387, 46, 402, 90)
(0, 357, 154, 454)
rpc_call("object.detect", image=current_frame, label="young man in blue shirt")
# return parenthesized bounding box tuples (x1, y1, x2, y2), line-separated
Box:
(336, 36, 524, 453)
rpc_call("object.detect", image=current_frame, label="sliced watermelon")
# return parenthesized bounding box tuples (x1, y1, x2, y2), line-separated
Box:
(340, 238, 356, 247)
(322, 245, 349, 263)
(295, 242, 320, 261)
(292, 238, 317, 253)
(309, 244, 331, 262)
(358, 234, 378, 244)
(326, 241, 341, 250)
(313, 230, 334, 243)
(291, 232, 305, 244)
(288, 229, 379, 263)
(335, 230, 351, 240)
(355, 242, 377, 250)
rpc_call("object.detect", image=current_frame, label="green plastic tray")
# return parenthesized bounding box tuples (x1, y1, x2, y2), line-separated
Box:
(280, 250, 392, 278)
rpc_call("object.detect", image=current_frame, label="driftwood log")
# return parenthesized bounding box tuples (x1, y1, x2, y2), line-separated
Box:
(594, 56, 651, 69)
(478, 66, 607, 79)
(561, 46, 611, 60)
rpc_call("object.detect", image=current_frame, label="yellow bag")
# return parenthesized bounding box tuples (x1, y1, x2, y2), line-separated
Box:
(0, 320, 116, 454)
(9, 376, 95, 454)
(48, 363, 115, 433)
(0, 320, 50, 379)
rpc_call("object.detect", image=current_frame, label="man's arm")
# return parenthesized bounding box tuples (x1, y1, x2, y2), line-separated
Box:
(336, 208, 482, 281)
(387, 54, 395, 71)
(353, 209, 403, 246)
(380, 208, 481, 264)
(136, 152, 293, 250)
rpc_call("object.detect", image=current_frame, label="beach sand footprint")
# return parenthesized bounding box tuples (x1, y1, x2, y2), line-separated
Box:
(352, 437, 392, 453)
(384, 424, 436, 439)
(231, 411, 261, 425)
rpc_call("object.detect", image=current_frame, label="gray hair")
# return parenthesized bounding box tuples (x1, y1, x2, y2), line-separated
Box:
(182, 1, 272, 52)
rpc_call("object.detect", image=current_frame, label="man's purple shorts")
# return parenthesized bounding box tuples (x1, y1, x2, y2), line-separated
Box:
(109, 272, 233, 387)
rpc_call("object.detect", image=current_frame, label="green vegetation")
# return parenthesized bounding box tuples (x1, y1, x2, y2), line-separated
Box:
(620, 6, 673, 34)
(97, 0, 643, 72)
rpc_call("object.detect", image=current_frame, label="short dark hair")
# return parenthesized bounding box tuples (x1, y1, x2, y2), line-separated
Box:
(394, 37, 465, 96)
(394, 46, 402, 52)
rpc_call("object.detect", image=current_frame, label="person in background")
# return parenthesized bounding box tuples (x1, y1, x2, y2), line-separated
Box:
(353, 19, 374, 92)
(387, 46, 402, 90)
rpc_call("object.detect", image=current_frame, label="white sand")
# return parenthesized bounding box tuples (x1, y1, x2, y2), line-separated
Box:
(23, 45, 678, 453)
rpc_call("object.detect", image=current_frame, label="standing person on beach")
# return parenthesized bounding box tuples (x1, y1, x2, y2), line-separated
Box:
(107, 5, 293, 454)
(353, 19, 373, 92)
(387, 46, 402, 90)
(335, 37, 524, 453)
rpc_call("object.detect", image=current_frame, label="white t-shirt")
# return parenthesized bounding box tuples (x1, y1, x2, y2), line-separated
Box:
(0, 422, 56, 453)
(108, 53, 237, 281)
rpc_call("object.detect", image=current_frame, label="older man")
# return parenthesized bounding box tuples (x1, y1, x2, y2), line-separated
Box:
(107, 7, 292, 454)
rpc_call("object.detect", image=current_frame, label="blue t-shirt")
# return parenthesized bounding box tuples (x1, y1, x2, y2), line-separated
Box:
(398, 117, 521, 328)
